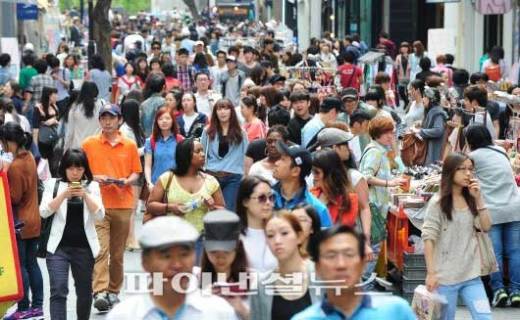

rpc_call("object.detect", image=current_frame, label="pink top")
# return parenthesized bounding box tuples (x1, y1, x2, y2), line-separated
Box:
(243, 118, 267, 142)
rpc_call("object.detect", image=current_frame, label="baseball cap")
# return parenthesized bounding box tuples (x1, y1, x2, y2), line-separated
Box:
(98, 104, 121, 117)
(226, 55, 237, 63)
(203, 210, 240, 252)
(138, 216, 199, 250)
(269, 74, 286, 84)
(320, 96, 344, 113)
(276, 141, 312, 177)
(317, 128, 354, 148)
(365, 86, 385, 101)
(194, 40, 204, 46)
(341, 88, 358, 101)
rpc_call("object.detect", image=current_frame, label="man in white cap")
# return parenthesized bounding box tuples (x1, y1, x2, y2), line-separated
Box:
(108, 216, 239, 319)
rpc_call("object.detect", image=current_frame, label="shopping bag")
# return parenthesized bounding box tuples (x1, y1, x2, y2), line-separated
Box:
(411, 285, 448, 320)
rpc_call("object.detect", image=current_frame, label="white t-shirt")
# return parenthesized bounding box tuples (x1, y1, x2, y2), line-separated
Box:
(348, 168, 364, 188)
(183, 112, 199, 135)
(241, 227, 277, 274)
(248, 161, 277, 186)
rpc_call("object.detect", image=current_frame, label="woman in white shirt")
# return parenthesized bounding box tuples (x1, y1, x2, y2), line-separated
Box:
(404, 79, 425, 129)
(39, 149, 104, 320)
(236, 175, 277, 273)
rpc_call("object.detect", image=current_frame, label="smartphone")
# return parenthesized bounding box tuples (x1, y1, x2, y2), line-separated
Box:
(106, 178, 125, 185)
(69, 182, 81, 189)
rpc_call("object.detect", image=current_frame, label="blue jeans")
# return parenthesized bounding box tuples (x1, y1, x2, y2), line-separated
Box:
(437, 277, 491, 320)
(362, 242, 382, 290)
(46, 246, 94, 320)
(489, 221, 520, 294)
(216, 174, 242, 212)
(16, 237, 43, 310)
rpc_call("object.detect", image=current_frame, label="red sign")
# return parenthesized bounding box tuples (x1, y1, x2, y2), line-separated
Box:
(476, 0, 512, 15)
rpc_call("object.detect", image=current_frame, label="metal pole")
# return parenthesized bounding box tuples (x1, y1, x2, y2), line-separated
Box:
(80, 0, 84, 24)
(87, 0, 95, 67)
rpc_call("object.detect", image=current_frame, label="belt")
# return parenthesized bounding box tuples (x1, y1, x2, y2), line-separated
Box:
(206, 170, 232, 178)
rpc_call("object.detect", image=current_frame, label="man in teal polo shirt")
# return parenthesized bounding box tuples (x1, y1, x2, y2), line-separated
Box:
(292, 225, 416, 319)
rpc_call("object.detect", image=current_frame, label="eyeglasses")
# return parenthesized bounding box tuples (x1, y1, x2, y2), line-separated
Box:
(456, 166, 475, 173)
(250, 193, 275, 204)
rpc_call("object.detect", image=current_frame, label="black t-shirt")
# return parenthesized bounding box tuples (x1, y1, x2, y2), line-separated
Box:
(59, 199, 89, 248)
(287, 116, 311, 145)
(246, 139, 266, 163)
(218, 135, 230, 158)
(486, 100, 500, 121)
(271, 290, 311, 320)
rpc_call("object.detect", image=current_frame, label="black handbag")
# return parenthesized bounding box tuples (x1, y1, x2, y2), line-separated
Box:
(38, 124, 59, 146)
(36, 179, 60, 258)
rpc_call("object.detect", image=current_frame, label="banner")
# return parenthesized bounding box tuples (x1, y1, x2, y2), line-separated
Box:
(0, 172, 23, 303)
(475, 0, 513, 15)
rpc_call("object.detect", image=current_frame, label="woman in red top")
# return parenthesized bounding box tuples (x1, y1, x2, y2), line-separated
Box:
(310, 149, 359, 227)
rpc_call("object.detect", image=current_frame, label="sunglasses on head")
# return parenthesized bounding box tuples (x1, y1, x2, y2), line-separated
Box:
(250, 193, 274, 203)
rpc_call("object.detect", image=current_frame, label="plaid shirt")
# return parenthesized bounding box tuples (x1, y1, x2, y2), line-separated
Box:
(176, 65, 193, 91)
(28, 74, 55, 105)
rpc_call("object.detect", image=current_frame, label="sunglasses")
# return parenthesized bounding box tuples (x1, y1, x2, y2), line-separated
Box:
(250, 193, 274, 204)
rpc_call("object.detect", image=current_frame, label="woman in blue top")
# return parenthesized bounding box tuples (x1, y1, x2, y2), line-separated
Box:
(144, 106, 184, 192)
(201, 98, 248, 211)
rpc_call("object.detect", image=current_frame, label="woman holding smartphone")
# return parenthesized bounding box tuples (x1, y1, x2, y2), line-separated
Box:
(39, 148, 104, 320)
(422, 152, 492, 319)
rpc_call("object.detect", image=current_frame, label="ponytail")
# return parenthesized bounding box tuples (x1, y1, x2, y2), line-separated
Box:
(0, 122, 32, 150)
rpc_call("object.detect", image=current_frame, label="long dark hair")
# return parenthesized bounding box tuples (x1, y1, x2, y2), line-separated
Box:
(173, 138, 199, 176)
(440, 153, 478, 220)
(58, 148, 94, 182)
(312, 149, 353, 212)
(75, 81, 99, 118)
(151, 106, 179, 142)
(0, 122, 32, 150)
(200, 240, 249, 284)
(293, 203, 321, 255)
(207, 99, 243, 145)
(236, 175, 272, 235)
(40, 86, 58, 117)
(121, 99, 145, 146)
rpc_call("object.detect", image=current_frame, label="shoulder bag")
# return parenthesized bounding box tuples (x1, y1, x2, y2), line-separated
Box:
(474, 218, 498, 276)
(37, 179, 61, 258)
(143, 171, 175, 223)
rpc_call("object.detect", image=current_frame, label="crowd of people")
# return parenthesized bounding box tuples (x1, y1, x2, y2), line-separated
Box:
(1, 9, 520, 320)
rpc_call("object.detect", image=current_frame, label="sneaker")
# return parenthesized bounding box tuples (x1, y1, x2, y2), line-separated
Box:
(3, 310, 33, 320)
(492, 288, 508, 308)
(107, 292, 120, 305)
(93, 292, 110, 312)
(509, 292, 520, 308)
(26, 307, 44, 319)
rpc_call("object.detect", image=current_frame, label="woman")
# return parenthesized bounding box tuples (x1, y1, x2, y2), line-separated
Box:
(149, 58, 162, 74)
(236, 175, 277, 273)
(4, 80, 25, 114)
(162, 63, 181, 91)
(40, 149, 104, 320)
(416, 86, 447, 165)
(0, 97, 31, 133)
(409, 40, 427, 82)
(120, 99, 146, 250)
(259, 86, 281, 123)
(248, 125, 288, 186)
(144, 106, 183, 191)
(466, 125, 520, 307)
(64, 54, 82, 87)
(250, 212, 319, 320)
(135, 57, 149, 84)
(395, 42, 411, 107)
(117, 63, 142, 103)
(193, 52, 210, 75)
(359, 116, 407, 277)
(310, 149, 359, 227)
(63, 81, 102, 150)
(241, 95, 266, 142)
(202, 99, 249, 211)
(33, 86, 59, 164)
(201, 210, 250, 320)
(87, 54, 112, 102)
(176, 92, 207, 138)
(403, 79, 425, 129)
(164, 88, 183, 117)
(146, 138, 225, 234)
(422, 152, 492, 319)
(0, 123, 43, 319)
(291, 204, 321, 258)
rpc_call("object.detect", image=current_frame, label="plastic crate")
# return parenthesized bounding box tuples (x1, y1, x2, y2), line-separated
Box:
(403, 252, 425, 267)
(387, 206, 414, 270)
(403, 265, 427, 280)
(402, 276, 424, 293)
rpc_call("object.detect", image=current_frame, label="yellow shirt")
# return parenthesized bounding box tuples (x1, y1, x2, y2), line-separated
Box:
(159, 172, 220, 232)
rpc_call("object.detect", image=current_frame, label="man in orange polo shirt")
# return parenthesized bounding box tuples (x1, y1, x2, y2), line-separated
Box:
(82, 104, 142, 312)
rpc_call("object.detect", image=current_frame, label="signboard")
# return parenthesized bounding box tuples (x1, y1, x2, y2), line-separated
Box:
(0, 172, 23, 303)
(427, 28, 457, 62)
(16, 4, 38, 20)
(475, 0, 513, 14)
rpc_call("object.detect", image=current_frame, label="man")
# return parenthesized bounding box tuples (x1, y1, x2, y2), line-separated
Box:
(49, 56, 71, 115)
(272, 141, 332, 228)
(464, 85, 498, 139)
(0, 53, 13, 85)
(301, 97, 344, 148)
(194, 72, 222, 117)
(348, 110, 372, 164)
(341, 88, 376, 122)
(24, 59, 55, 115)
(82, 104, 142, 311)
(470, 72, 501, 135)
(342, 36, 361, 64)
(175, 48, 195, 92)
(287, 90, 312, 145)
(292, 225, 416, 319)
(269, 74, 286, 91)
(431, 54, 453, 87)
(261, 60, 275, 85)
(220, 55, 245, 108)
(147, 40, 162, 63)
(338, 52, 362, 91)
(191, 40, 214, 64)
(239, 46, 259, 77)
(107, 216, 238, 319)
(211, 50, 227, 93)
(140, 73, 166, 136)
(70, 17, 83, 47)
(162, 31, 177, 60)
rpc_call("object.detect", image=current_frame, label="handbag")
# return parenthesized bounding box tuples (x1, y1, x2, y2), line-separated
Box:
(474, 219, 498, 276)
(142, 172, 174, 223)
(36, 179, 60, 258)
(38, 124, 59, 146)
(401, 133, 427, 166)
